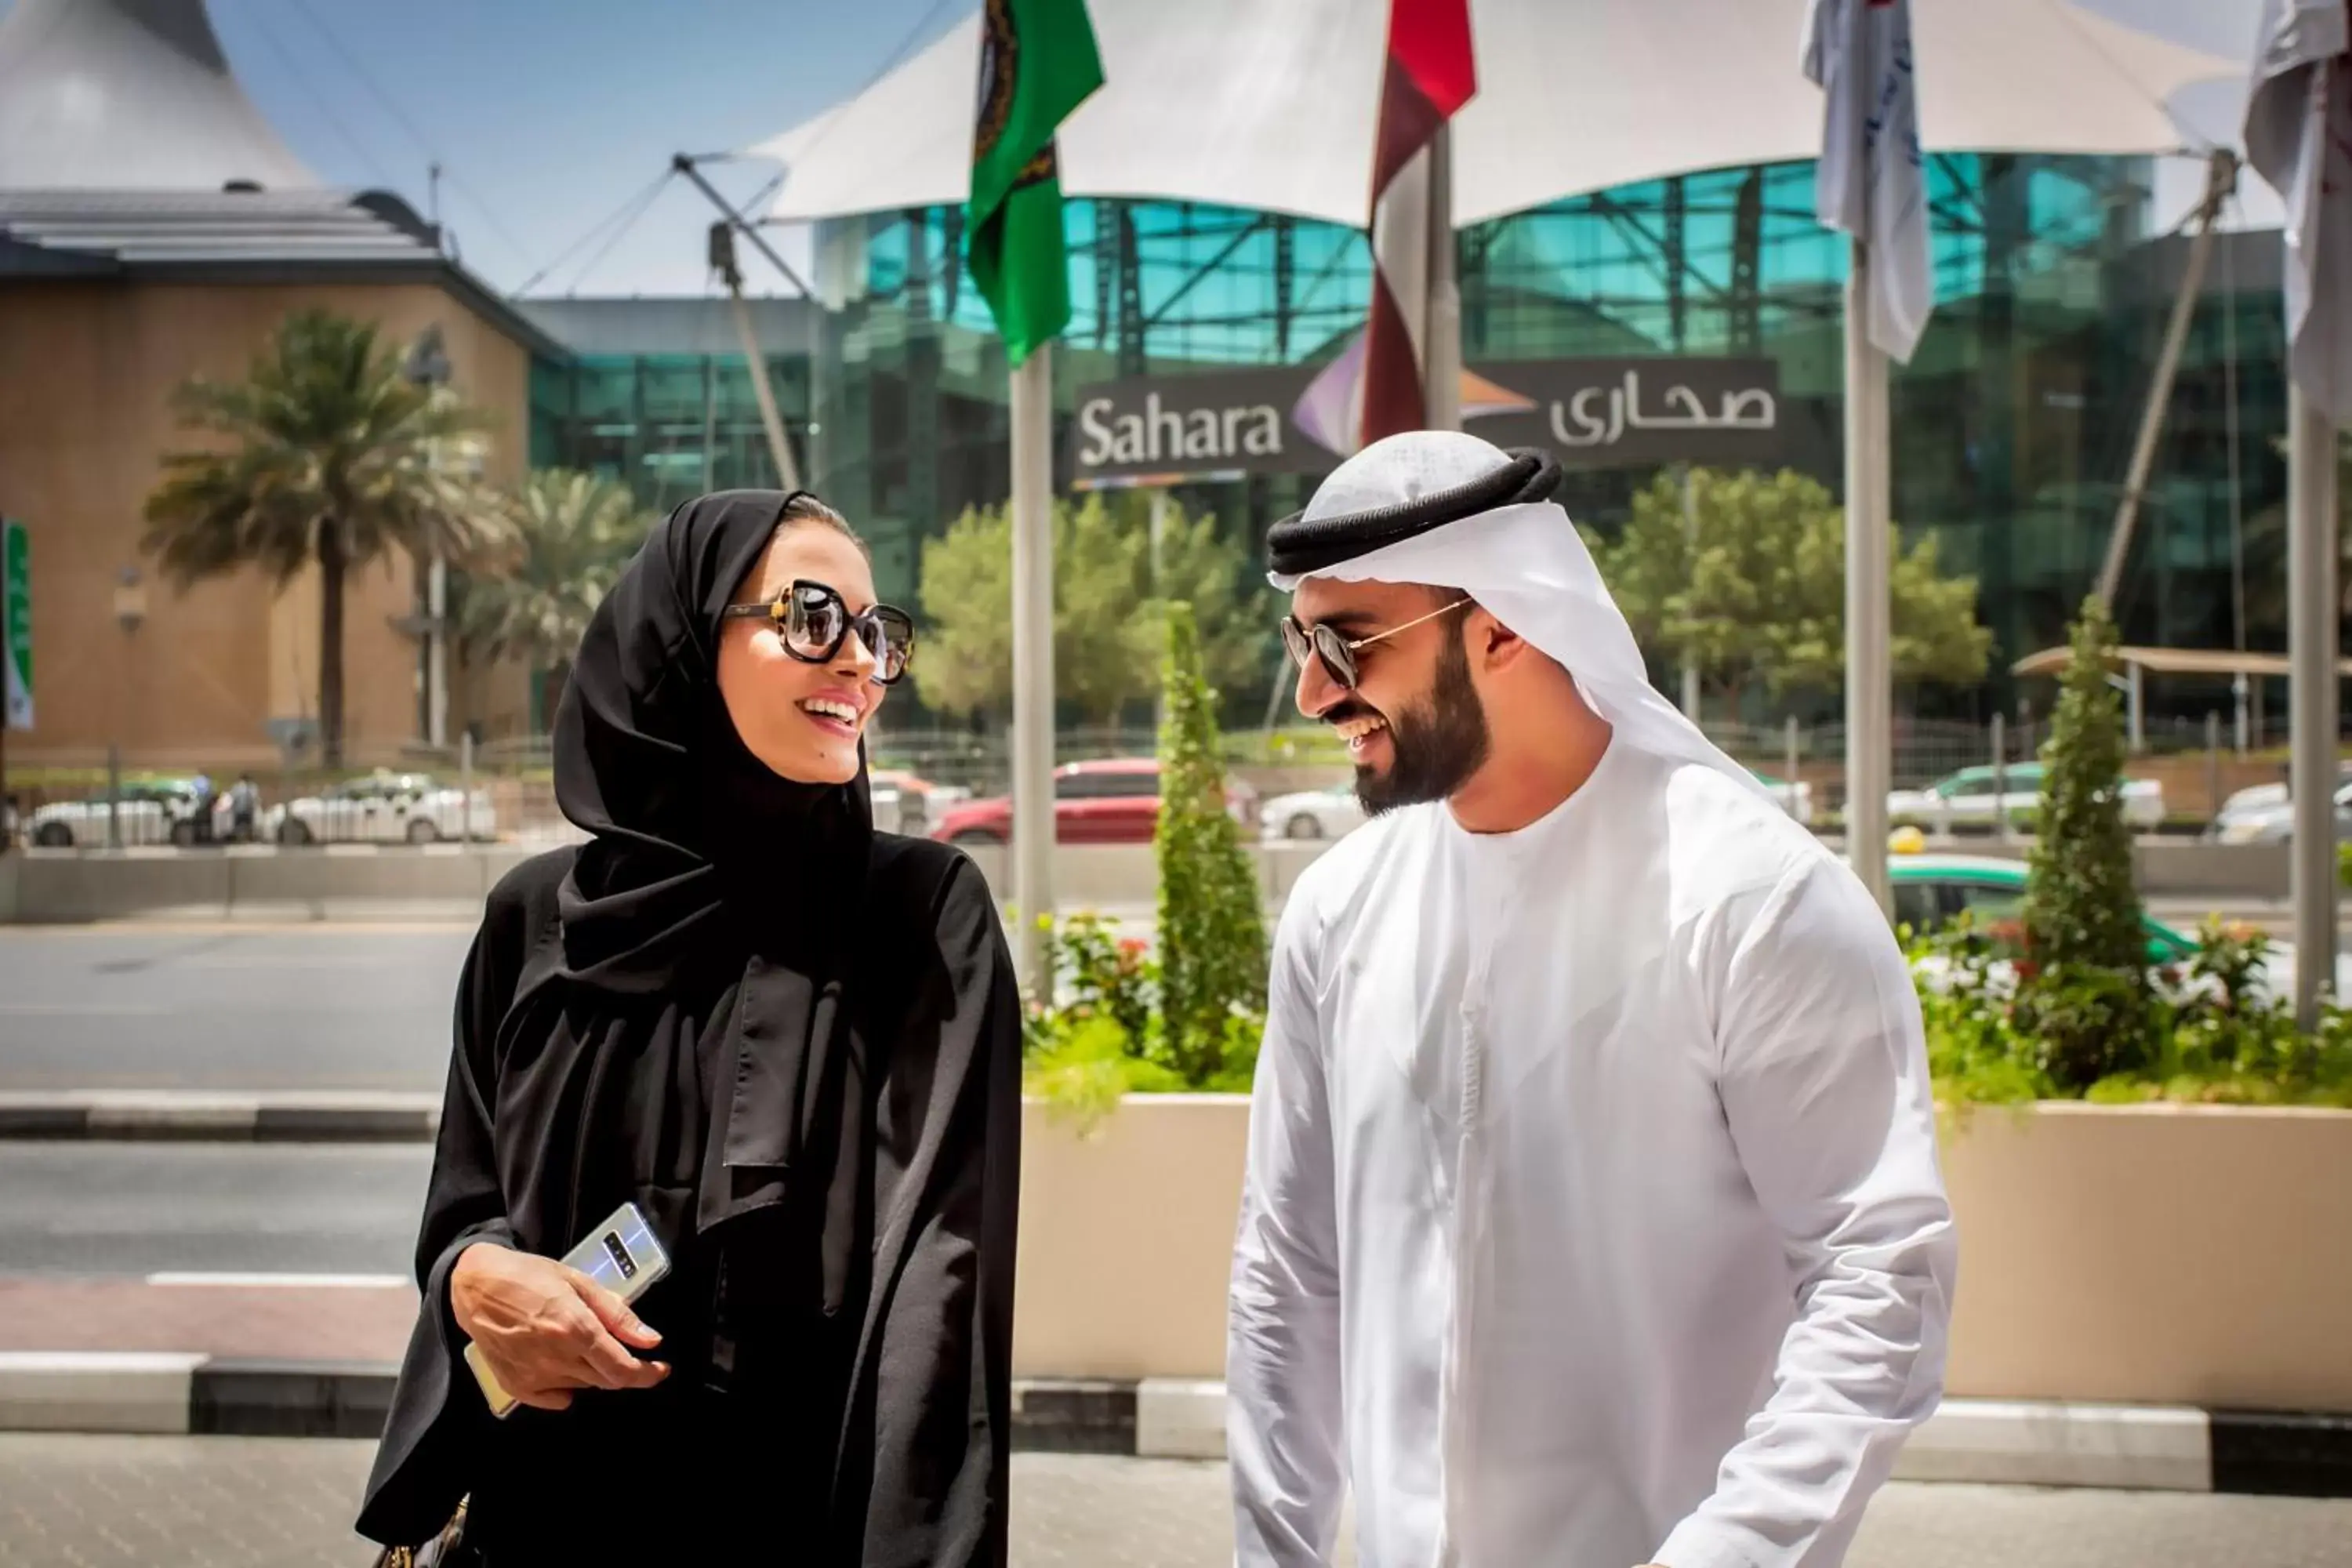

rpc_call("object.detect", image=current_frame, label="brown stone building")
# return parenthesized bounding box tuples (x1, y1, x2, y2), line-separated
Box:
(0, 0, 557, 771)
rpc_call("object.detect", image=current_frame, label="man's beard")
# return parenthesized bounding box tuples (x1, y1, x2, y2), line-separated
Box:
(1345, 622, 1491, 816)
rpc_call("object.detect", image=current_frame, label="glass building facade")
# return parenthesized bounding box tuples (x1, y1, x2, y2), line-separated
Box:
(532, 158, 2299, 729)
(520, 296, 816, 520)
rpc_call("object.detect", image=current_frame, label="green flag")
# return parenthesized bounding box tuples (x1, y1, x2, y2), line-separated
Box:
(965, 0, 1102, 365)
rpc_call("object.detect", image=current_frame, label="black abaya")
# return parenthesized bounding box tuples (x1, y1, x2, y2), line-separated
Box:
(357, 492, 1022, 1565)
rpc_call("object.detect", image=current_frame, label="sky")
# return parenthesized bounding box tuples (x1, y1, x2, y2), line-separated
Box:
(196, 0, 977, 299)
(0, 0, 2280, 300)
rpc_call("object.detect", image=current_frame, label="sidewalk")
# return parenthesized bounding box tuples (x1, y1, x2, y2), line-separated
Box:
(0, 1276, 1141, 1453)
(1, 1273, 2346, 1497)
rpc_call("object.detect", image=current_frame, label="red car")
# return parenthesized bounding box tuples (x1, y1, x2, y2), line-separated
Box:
(928, 758, 1255, 846)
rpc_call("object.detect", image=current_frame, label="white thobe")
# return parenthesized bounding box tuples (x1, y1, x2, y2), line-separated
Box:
(1229, 739, 1956, 1568)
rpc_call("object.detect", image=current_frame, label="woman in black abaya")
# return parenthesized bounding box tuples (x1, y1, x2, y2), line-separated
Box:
(358, 492, 1022, 1563)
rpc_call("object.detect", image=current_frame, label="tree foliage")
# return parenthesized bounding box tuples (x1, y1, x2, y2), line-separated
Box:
(2018, 596, 2151, 1087)
(913, 492, 1271, 723)
(456, 469, 656, 672)
(1587, 466, 1991, 708)
(143, 309, 510, 764)
(1153, 601, 1268, 1081)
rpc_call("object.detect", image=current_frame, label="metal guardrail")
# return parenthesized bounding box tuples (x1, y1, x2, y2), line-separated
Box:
(14, 713, 2336, 852)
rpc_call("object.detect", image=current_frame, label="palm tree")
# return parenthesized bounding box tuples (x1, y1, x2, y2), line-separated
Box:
(143, 309, 511, 766)
(456, 468, 657, 727)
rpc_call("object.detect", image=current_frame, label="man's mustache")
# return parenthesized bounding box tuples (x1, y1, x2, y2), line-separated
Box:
(1323, 699, 1385, 728)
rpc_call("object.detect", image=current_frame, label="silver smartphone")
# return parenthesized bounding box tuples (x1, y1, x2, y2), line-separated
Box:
(464, 1201, 673, 1420)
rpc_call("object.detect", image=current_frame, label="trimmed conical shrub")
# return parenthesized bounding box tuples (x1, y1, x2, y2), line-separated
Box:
(2018, 596, 2150, 1087)
(1153, 601, 1266, 1082)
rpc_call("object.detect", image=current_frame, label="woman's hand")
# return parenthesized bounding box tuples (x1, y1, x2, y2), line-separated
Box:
(450, 1241, 669, 1410)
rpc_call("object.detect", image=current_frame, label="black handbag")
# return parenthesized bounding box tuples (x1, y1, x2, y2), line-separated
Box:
(370, 1497, 479, 1567)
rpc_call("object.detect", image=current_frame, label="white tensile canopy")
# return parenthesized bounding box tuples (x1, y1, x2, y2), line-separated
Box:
(749, 0, 2241, 230)
(0, 0, 316, 192)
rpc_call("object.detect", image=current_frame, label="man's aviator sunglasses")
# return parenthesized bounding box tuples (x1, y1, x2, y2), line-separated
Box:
(1279, 597, 1472, 691)
(722, 580, 916, 685)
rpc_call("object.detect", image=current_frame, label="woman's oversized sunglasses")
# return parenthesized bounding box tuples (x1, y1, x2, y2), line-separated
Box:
(723, 579, 916, 685)
(1279, 597, 1472, 691)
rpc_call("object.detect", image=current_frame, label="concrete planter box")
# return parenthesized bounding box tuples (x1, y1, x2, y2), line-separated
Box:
(1014, 1095, 2352, 1411)
(1937, 1102, 2352, 1411)
(1015, 1095, 1247, 1381)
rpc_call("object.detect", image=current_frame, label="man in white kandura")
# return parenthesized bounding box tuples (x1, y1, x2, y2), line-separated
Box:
(1228, 432, 1955, 1568)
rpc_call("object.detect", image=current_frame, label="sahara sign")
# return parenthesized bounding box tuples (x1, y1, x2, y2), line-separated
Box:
(1070, 355, 1782, 484)
(1073, 367, 1319, 478)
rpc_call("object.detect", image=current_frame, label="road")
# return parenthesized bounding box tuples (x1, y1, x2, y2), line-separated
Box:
(0, 894, 2329, 1100)
(0, 1440, 2346, 1568)
(0, 1143, 427, 1276)
(0, 914, 1164, 1095)
(0, 927, 470, 1094)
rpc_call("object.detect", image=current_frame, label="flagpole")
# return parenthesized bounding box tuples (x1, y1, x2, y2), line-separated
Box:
(1421, 124, 1462, 431)
(1010, 341, 1057, 989)
(1845, 234, 1892, 916)
(2288, 380, 2338, 1027)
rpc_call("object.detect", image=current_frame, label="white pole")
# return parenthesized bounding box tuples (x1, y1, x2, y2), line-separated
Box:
(1845, 235, 1892, 916)
(2288, 382, 2339, 1026)
(2127, 661, 2145, 755)
(1421, 125, 1462, 431)
(1010, 343, 1058, 989)
(1991, 711, 2009, 845)
(426, 554, 448, 750)
(1784, 714, 1802, 822)
(1679, 465, 1701, 721)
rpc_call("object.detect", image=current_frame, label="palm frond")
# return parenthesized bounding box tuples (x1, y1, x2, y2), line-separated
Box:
(140, 308, 513, 589)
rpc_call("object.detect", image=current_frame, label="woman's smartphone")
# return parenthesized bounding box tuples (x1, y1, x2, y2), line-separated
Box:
(464, 1202, 673, 1420)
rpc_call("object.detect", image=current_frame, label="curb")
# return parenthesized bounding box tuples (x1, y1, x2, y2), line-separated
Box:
(0, 1093, 440, 1143)
(0, 1359, 2345, 1497)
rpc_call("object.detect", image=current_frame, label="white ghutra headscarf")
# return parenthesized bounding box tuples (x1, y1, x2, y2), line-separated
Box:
(1267, 430, 1770, 805)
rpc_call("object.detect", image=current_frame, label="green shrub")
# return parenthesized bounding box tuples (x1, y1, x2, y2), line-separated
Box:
(1021, 905, 1262, 1130)
(1038, 910, 1154, 1046)
(1153, 601, 1268, 1083)
(2017, 597, 2151, 1087)
(1918, 913, 2352, 1112)
(1023, 1012, 1187, 1134)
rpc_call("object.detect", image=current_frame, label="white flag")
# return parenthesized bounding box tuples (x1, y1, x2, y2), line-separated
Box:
(2243, 0, 2352, 421)
(1803, 0, 1933, 364)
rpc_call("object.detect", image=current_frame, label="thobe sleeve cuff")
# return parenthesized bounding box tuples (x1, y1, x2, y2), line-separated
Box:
(1650, 1515, 1773, 1568)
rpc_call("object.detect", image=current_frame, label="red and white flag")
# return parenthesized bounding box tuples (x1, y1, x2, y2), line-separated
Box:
(1359, 0, 1476, 448)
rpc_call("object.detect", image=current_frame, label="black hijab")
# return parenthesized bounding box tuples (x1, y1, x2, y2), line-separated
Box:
(365, 490, 1023, 1562)
(553, 488, 871, 989)
(534, 488, 876, 1301)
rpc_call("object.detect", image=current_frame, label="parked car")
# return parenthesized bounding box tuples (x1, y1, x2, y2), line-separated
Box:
(1260, 782, 1364, 841)
(930, 758, 1254, 847)
(1888, 762, 2163, 832)
(2211, 764, 2352, 828)
(1750, 769, 1814, 825)
(26, 778, 225, 848)
(263, 771, 495, 845)
(1889, 851, 2352, 1004)
(2207, 776, 2352, 844)
(871, 768, 970, 837)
